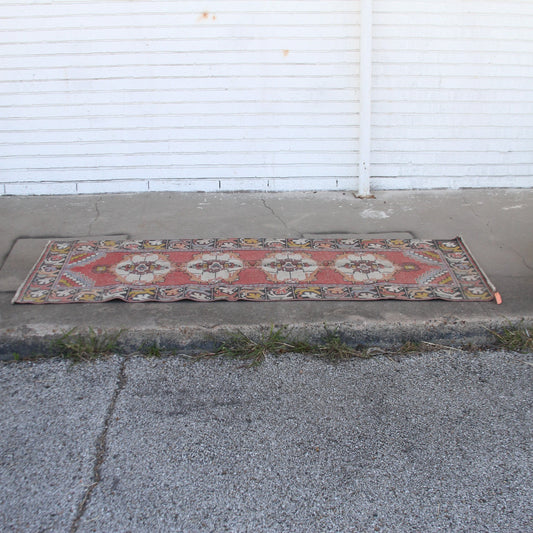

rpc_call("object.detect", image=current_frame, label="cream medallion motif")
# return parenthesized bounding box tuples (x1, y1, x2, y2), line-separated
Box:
(334, 253, 396, 283)
(186, 252, 243, 283)
(261, 252, 318, 283)
(114, 253, 172, 284)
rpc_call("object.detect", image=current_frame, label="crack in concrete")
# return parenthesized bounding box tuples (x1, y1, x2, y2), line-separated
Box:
(261, 198, 303, 236)
(70, 356, 128, 533)
(460, 193, 532, 271)
(461, 192, 480, 218)
(508, 246, 533, 272)
(88, 198, 101, 236)
(461, 192, 496, 236)
(0, 237, 18, 272)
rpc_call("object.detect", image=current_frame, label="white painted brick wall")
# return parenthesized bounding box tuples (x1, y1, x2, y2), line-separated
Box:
(372, 0, 533, 189)
(0, 0, 360, 195)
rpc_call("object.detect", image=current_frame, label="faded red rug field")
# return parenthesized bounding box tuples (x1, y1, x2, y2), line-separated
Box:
(12, 237, 498, 304)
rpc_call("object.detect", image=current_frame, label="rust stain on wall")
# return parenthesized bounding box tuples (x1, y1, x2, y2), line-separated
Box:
(197, 12, 216, 22)
(283, 50, 290, 57)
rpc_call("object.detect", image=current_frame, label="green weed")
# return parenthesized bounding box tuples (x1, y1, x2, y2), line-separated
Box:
(52, 327, 123, 361)
(489, 322, 532, 353)
(313, 326, 371, 360)
(398, 340, 425, 354)
(139, 341, 162, 358)
(211, 325, 300, 367)
(202, 324, 476, 367)
(208, 324, 371, 366)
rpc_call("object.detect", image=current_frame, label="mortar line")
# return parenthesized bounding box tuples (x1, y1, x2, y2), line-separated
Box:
(70, 355, 128, 533)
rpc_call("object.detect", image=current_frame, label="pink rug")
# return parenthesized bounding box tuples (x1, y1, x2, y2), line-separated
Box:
(13, 237, 499, 304)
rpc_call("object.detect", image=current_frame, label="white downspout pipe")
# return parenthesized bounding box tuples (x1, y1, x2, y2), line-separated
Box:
(358, 0, 373, 197)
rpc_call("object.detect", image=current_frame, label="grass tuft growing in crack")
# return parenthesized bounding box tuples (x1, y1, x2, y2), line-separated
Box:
(313, 326, 371, 360)
(489, 321, 532, 353)
(210, 325, 305, 367)
(139, 341, 162, 358)
(52, 327, 123, 361)
(206, 325, 374, 366)
(201, 324, 480, 368)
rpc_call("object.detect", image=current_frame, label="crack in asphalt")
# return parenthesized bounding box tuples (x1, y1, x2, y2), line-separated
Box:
(70, 356, 128, 533)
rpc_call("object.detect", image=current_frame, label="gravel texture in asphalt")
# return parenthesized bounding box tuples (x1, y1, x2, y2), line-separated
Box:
(1, 350, 532, 532)
(0, 357, 121, 531)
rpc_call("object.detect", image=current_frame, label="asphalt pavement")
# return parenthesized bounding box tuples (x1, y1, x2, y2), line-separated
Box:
(1, 349, 532, 532)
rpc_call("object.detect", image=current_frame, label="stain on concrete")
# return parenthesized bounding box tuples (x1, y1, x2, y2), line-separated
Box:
(361, 209, 390, 219)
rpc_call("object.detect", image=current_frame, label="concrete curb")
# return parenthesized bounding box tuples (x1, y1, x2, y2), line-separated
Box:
(1, 316, 530, 360)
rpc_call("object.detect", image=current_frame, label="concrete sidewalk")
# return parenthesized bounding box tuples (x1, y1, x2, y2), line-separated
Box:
(0, 189, 532, 357)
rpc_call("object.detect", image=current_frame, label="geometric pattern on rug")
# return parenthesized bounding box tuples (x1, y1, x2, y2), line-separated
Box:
(12, 237, 497, 304)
